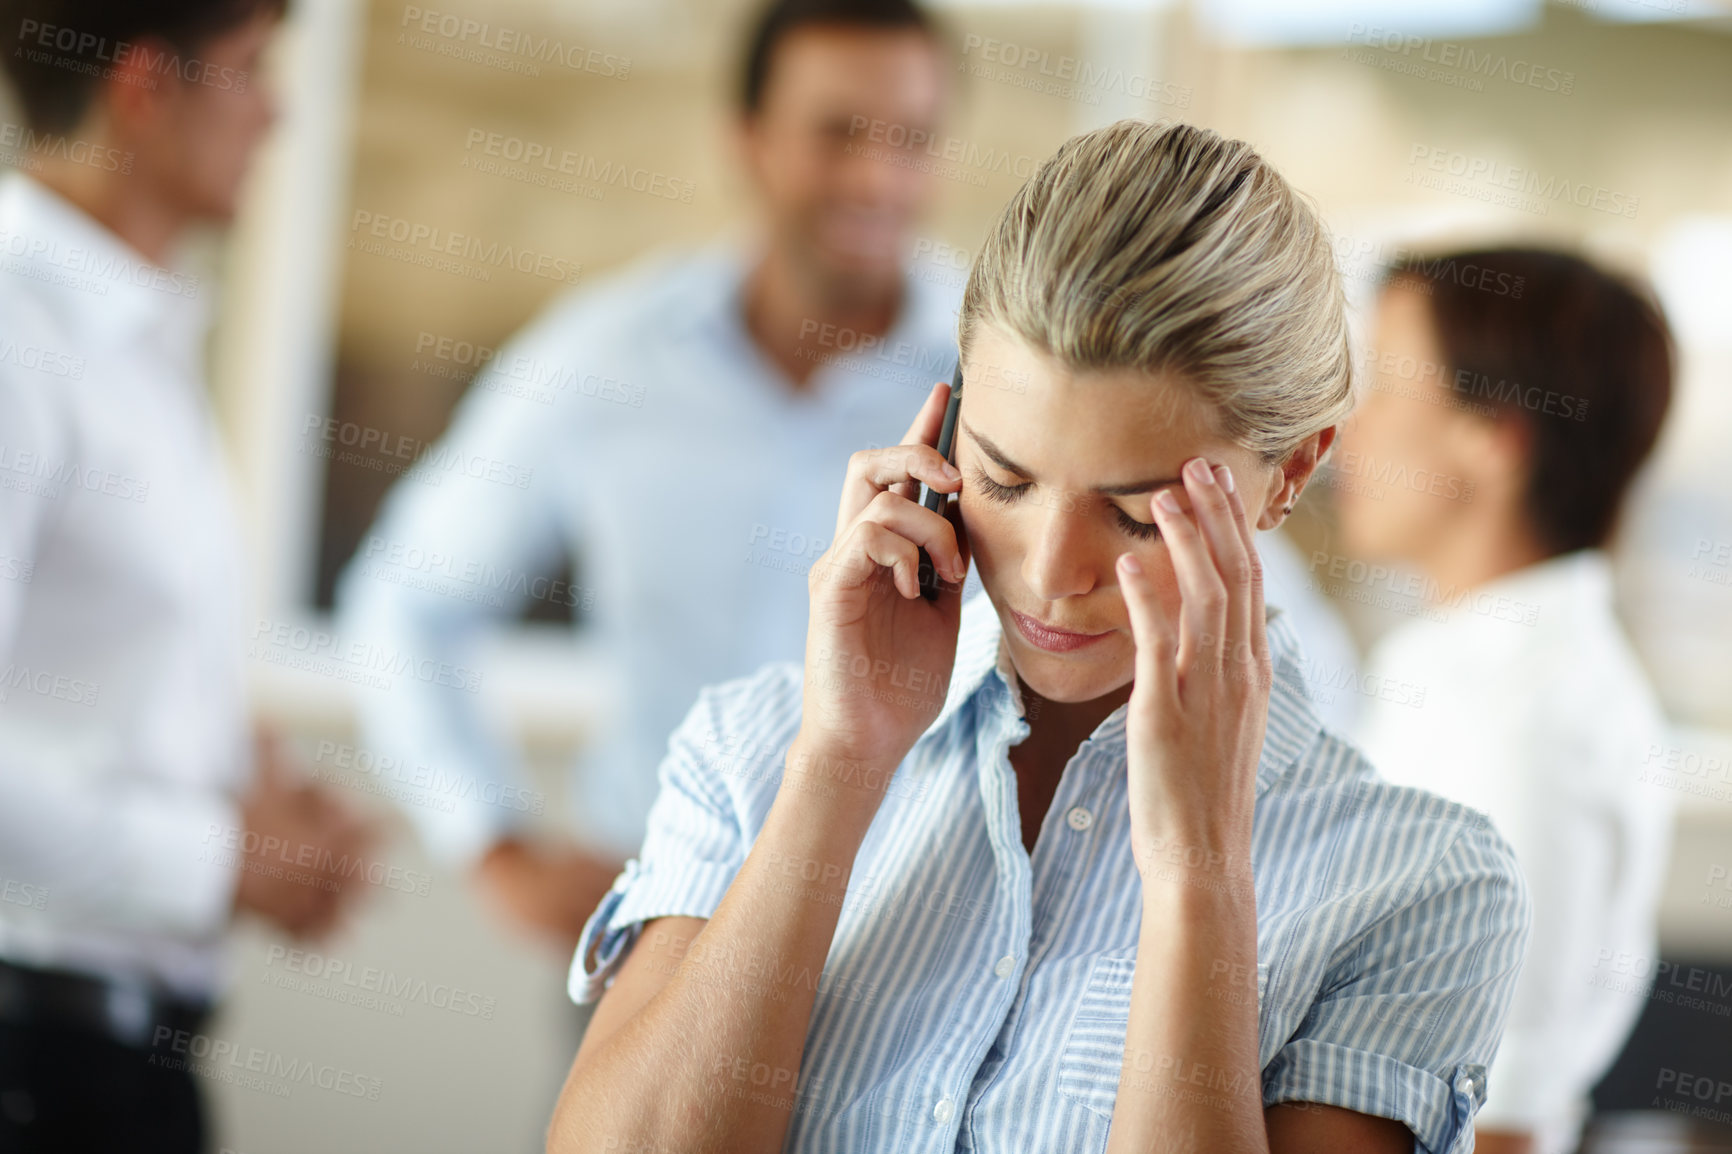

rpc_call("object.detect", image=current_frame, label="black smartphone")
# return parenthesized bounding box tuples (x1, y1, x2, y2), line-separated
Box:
(917, 362, 964, 601)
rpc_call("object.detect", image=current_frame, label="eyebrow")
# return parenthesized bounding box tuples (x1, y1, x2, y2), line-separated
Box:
(961, 418, 1180, 496)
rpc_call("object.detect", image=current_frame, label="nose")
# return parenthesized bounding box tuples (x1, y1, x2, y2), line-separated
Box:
(838, 143, 907, 213)
(1020, 494, 1100, 603)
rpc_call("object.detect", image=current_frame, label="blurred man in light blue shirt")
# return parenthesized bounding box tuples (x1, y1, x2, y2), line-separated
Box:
(336, 0, 959, 947)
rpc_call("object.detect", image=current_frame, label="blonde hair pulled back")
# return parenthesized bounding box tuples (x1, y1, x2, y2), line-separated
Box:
(960, 120, 1354, 462)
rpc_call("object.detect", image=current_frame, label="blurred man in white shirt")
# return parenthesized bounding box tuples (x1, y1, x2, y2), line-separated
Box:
(1339, 247, 1676, 1154)
(336, 0, 961, 951)
(0, 2, 371, 1149)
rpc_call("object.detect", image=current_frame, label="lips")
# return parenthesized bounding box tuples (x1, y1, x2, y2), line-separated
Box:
(1009, 609, 1113, 654)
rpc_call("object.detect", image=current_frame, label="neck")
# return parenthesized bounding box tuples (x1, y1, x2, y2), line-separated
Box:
(32, 146, 184, 266)
(1416, 511, 1552, 599)
(1018, 678, 1132, 763)
(742, 241, 901, 391)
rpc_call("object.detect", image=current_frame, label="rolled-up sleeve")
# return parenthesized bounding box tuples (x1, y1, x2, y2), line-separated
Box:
(1263, 819, 1533, 1153)
(567, 662, 799, 1004)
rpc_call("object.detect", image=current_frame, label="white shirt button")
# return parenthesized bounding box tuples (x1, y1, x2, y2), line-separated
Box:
(1066, 806, 1093, 831)
(993, 955, 1015, 979)
(933, 1097, 954, 1123)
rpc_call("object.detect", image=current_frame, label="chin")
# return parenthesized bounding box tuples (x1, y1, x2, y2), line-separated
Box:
(1335, 510, 1385, 560)
(188, 189, 242, 227)
(1341, 520, 1408, 565)
(1002, 630, 1133, 705)
(827, 252, 900, 291)
(807, 231, 895, 275)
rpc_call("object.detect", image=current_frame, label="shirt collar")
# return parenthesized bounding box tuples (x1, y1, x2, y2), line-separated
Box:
(0, 171, 207, 353)
(933, 591, 1321, 798)
(1377, 547, 1608, 658)
(1474, 546, 1608, 608)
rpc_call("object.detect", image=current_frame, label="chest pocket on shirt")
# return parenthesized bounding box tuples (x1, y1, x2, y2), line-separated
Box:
(1056, 952, 1270, 1119)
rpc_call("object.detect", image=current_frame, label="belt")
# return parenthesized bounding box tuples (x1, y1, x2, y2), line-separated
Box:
(0, 958, 213, 1049)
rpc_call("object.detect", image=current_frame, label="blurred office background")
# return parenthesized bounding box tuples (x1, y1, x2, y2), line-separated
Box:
(7, 0, 1730, 1149)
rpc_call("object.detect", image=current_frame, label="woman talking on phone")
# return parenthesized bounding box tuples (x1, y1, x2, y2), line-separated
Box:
(546, 121, 1530, 1154)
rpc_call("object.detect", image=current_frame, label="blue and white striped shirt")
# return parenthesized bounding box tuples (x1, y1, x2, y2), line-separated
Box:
(571, 592, 1531, 1153)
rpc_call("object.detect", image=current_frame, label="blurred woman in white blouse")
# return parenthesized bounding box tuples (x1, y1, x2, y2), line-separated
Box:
(1338, 248, 1676, 1154)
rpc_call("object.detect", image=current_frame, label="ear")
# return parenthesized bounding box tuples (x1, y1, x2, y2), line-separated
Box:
(95, 37, 183, 144)
(1257, 426, 1337, 531)
(1458, 410, 1530, 497)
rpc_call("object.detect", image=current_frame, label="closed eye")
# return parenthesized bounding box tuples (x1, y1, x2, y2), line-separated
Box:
(971, 468, 1030, 505)
(968, 466, 1162, 542)
(1114, 507, 1161, 542)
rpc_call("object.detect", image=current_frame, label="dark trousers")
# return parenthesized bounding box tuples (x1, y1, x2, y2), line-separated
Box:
(0, 1021, 206, 1154)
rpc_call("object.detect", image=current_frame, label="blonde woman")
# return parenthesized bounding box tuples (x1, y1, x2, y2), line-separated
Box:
(546, 121, 1530, 1154)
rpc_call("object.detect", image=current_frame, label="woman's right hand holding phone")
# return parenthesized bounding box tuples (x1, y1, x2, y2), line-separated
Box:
(552, 380, 968, 1154)
(785, 380, 970, 820)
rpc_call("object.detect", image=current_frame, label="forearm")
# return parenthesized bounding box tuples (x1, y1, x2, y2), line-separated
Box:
(337, 599, 528, 867)
(549, 755, 877, 1154)
(1475, 1128, 1536, 1154)
(337, 433, 564, 865)
(1107, 859, 1266, 1154)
